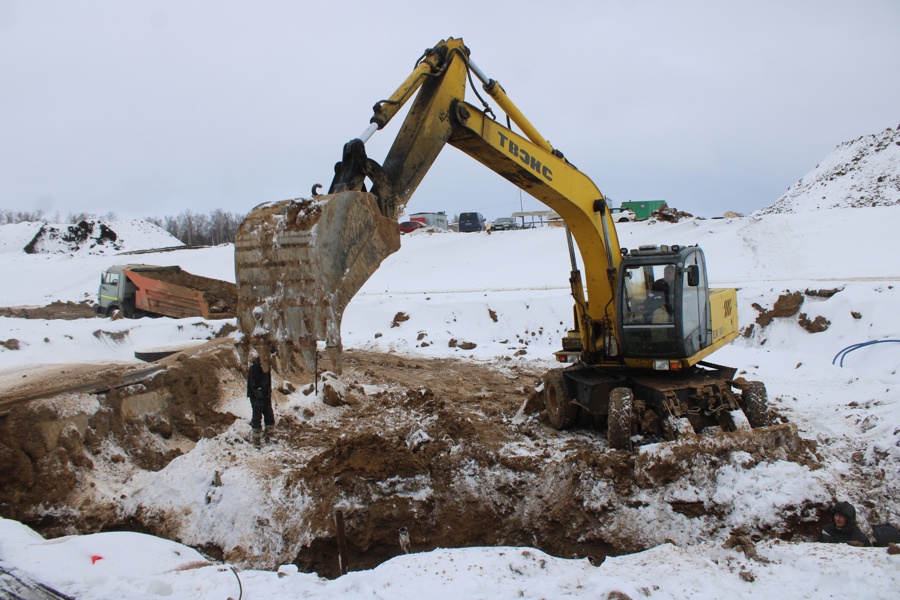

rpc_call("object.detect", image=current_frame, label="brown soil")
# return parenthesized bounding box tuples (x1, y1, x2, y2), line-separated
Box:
(651, 204, 693, 222)
(749, 290, 833, 335)
(752, 291, 804, 328)
(798, 313, 831, 333)
(0, 344, 823, 578)
(0, 300, 97, 320)
(0, 341, 238, 524)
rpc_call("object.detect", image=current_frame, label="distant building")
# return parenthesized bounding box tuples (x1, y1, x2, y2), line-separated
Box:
(510, 210, 561, 228)
(409, 212, 449, 230)
(621, 201, 666, 220)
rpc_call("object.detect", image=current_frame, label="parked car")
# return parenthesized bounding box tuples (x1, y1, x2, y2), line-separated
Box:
(610, 207, 636, 223)
(491, 217, 518, 231)
(458, 212, 486, 232)
(399, 221, 427, 234)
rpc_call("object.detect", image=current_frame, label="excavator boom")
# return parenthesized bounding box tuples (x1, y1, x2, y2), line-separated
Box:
(235, 37, 624, 374)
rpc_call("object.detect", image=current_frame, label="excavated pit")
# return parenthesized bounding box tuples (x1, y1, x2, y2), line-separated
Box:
(0, 342, 832, 579)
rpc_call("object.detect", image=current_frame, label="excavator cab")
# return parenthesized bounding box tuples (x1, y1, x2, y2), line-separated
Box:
(617, 245, 711, 360)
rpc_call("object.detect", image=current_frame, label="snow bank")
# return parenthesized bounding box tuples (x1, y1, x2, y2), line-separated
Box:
(2, 518, 897, 599)
(757, 124, 900, 215)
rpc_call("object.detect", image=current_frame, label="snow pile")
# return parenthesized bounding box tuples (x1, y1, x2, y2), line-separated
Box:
(2, 518, 898, 600)
(757, 124, 900, 214)
(2, 219, 182, 255)
(0, 222, 44, 254)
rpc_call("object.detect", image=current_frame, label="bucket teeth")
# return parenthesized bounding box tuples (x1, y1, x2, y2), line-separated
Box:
(234, 191, 400, 377)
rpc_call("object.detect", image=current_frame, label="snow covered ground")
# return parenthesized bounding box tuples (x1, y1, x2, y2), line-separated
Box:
(1, 207, 899, 598)
(2, 128, 900, 597)
(2, 516, 897, 600)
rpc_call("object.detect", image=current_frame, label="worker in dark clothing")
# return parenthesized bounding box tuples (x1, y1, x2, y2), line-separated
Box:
(247, 355, 274, 448)
(818, 501, 871, 546)
(638, 264, 676, 323)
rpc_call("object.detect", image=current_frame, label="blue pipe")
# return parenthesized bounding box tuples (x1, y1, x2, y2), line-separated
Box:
(832, 339, 900, 367)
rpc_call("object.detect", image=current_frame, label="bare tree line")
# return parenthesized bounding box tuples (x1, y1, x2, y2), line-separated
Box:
(0, 208, 243, 246)
(144, 209, 242, 246)
(0, 209, 119, 225)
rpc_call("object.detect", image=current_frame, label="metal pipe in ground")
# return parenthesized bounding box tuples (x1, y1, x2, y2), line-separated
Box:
(335, 510, 349, 575)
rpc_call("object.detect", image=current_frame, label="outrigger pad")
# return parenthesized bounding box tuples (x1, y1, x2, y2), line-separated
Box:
(234, 191, 401, 377)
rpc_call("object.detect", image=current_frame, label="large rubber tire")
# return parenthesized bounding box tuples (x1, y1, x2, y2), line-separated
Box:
(741, 381, 771, 428)
(542, 370, 577, 430)
(607, 387, 633, 450)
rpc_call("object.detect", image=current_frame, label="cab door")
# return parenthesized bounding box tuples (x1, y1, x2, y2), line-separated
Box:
(98, 271, 122, 311)
(679, 250, 710, 355)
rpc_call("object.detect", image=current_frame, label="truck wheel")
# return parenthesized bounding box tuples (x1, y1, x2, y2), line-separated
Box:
(542, 370, 576, 430)
(120, 300, 135, 319)
(106, 305, 121, 318)
(607, 387, 633, 450)
(741, 382, 771, 428)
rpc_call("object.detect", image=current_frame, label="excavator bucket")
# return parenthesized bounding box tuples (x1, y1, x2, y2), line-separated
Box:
(234, 191, 400, 377)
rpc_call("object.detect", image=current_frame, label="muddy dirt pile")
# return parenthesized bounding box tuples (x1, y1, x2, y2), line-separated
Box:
(0, 300, 97, 320)
(0, 340, 240, 525)
(743, 290, 839, 338)
(650, 204, 693, 223)
(0, 343, 831, 578)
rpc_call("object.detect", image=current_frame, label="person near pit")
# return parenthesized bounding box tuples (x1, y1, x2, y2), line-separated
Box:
(246, 352, 274, 448)
(817, 501, 871, 546)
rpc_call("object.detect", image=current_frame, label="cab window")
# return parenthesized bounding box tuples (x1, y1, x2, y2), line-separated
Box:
(621, 263, 678, 356)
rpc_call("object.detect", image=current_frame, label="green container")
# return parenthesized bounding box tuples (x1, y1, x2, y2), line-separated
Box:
(621, 200, 666, 220)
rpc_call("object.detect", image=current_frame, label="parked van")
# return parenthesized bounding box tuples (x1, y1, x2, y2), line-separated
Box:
(458, 212, 486, 232)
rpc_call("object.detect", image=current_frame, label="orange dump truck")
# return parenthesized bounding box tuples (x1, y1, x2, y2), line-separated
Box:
(95, 264, 237, 319)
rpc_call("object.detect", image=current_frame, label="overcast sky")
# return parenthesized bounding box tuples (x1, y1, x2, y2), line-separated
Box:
(1, 0, 898, 222)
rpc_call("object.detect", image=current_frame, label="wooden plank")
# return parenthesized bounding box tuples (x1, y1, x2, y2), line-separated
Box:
(0, 364, 166, 416)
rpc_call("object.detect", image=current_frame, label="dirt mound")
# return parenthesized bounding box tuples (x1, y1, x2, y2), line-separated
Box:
(23, 221, 122, 255)
(0, 339, 240, 526)
(0, 300, 97, 320)
(744, 290, 837, 338)
(651, 204, 693, 223)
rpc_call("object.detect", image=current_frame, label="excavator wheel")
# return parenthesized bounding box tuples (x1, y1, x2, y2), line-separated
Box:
(607, 387, 634, 451)
(740, 381, 771, 428)
(542, 370, 577, 430)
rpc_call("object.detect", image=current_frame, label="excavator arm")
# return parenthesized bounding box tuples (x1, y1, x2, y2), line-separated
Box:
(235, 37, 625, 376)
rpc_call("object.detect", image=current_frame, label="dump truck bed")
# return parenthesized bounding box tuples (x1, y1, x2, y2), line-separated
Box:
(124, 267, 237, 319)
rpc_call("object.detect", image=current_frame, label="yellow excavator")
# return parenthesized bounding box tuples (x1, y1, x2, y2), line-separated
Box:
(235, 37, 795, 450)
